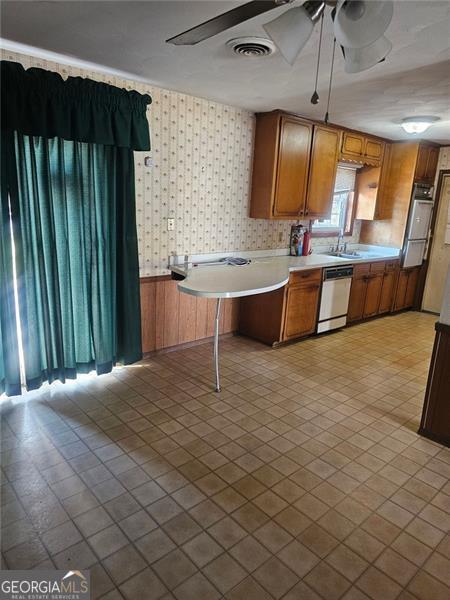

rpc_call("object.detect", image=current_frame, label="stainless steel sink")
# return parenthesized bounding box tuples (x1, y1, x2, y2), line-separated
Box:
(326, 251, 362, 259)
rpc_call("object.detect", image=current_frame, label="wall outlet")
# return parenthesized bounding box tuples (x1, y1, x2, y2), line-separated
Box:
(144, 156, 154, 167)
(278, 231, 284, 242)
(167, 218, 175, 231)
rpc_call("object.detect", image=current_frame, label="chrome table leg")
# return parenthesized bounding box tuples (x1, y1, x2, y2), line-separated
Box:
(214, 297, 222, 392)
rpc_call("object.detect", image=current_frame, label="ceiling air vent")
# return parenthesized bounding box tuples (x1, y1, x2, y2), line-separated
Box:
(227, 37, 277, 57)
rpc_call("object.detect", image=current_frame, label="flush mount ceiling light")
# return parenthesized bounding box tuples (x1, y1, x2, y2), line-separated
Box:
(401, 117, 440, 134)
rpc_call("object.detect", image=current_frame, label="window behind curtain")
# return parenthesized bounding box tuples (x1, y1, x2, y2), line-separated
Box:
(312, 166, 357, 234)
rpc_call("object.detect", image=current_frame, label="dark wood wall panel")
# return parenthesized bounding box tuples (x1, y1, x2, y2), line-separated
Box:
(140, 278, 240, 353)
(419, 322, 450, 447)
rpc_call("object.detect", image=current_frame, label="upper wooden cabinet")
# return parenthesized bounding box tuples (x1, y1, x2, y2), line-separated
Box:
(250, 112, 340, 220)
(354, 143, 393, 221)
(273, 117, 312, 217)
(415, 144, 439, 184)
(250, 112, 312, 219)
(305, 125, 340, 218)
(340, 131, 385, 166)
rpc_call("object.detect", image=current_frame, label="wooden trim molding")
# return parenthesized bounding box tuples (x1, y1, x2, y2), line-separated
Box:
(419, 320, 450, 447)
(140, 274, 172, 284)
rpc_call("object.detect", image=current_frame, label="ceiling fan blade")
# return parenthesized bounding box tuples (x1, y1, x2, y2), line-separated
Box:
(166, 1, 290, 46)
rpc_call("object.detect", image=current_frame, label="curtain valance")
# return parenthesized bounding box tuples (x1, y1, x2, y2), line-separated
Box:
(1, 60, 152, 150)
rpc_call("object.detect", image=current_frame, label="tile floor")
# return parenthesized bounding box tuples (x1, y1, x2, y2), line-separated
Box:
(1, 311, 449, 600)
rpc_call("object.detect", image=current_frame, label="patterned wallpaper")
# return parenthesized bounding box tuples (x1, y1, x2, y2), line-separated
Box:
(2, 49, 360, 276)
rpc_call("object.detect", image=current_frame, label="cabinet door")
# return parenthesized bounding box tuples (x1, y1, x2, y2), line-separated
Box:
(273, 117, 312, 217)
(283, 283, 320, 339)
(394, 269, 409, 310)
(341, 131, 364, 159)
(374, 143, 392, 219)
(305, 126, 340, 218)
(363, 274, 384, 318)
(364, 138, 384, 165)
(404, 267, 419, 307)
(425, 146, 439, 182)
(348, 276, 368, 322)
(415, 146, 429, 181)
(378, 269, 398, 314)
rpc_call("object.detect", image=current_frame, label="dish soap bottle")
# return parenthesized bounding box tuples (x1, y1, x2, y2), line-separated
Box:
(297, 225, 304, 256)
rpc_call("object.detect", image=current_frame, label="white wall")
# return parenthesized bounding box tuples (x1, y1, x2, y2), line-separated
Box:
(422, 147, 450, 313)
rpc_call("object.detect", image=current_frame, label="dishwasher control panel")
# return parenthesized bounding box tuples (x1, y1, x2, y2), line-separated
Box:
(323, 266, 354, 281)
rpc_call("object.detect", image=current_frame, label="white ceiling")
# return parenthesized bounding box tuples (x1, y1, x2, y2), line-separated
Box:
(1, 0, 450, 142)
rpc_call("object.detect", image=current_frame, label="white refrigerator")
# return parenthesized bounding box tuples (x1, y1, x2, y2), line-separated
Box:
(403, 199, 434, 268)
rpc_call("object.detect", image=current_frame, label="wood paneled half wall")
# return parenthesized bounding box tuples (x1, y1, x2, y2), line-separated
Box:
(140, 277, 240, 353)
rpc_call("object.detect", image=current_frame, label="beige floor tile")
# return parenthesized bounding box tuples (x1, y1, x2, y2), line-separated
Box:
(153, 548, 197, 590)
(407, 570, 450, 600)
(203, 553, 247, 594)
(207, 516, 247, 549)
(102, 544, 147, 585)
(119, 567, 167, 600)
(225, 576, 272, 600)
(182, 532, 223, 568)
(173, 572, 221, 600)
(356, 566, 403, 600)
(374, 548, 418, 586)
(253, 556, 299, 599)
(391, 531, 433, 567)
(229, 536, 271, 572)
(304, 561, 352, 600)
(326, 544, 369, 581)
(297, 524, 339, 558)
(3, 311, 449, 600)
(278, 540, 320, 578)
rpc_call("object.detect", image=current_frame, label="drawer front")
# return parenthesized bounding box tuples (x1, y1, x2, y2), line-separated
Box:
(289, 269, 322, 286)
(353, 263, 370, 278)
(385, 260, 400, 272)
(370, 261, 386, 274)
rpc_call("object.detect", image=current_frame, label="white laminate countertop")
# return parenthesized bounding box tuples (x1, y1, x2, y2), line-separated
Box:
(172, 248, 401, 299)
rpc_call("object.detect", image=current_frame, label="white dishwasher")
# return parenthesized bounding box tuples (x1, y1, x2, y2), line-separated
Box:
(317, 266, 353, 333)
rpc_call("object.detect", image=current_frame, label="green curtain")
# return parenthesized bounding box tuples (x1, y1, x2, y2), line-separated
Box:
(0, 134, 22, 396)
(1, 61, 151, 395)
(2, 61, 151, 150)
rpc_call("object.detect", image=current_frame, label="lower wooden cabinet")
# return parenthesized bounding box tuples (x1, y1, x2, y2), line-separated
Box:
(239, 269, 321, 346)
(378, 268, 398, 314)
(284, 279, 321, 340)
(239, 260, 417, 345)
(348, 264, 370, 322)
(393, 266, 420, 311)
(348, 260, 400, 323)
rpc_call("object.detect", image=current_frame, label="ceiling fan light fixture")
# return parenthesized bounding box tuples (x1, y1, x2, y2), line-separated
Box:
(263, 2, 325, 65)
(334, 0, 394, 49)
(343, 35, 392, 73)
(401, 117, 440, 134)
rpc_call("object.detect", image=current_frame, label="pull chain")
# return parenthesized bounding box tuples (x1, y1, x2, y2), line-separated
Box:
(310, 11, 324, 105)
(324, 37, 336, 124)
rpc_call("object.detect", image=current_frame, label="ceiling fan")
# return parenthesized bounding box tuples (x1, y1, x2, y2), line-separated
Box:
(166, 0, 394, 73)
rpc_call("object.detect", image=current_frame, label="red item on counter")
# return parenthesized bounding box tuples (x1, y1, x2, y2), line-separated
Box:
(302, 229, 311, 256)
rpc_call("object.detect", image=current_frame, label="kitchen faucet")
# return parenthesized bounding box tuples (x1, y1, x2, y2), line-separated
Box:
(334, 228, 345, 253)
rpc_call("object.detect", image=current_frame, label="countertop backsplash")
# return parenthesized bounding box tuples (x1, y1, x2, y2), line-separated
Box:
(2, 48, 362, 277)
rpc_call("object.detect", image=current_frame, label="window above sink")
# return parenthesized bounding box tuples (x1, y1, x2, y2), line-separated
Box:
(312, 166, 357, 237)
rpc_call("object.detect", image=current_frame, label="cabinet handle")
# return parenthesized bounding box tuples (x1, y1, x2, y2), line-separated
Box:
(304, 208, 309, 215)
